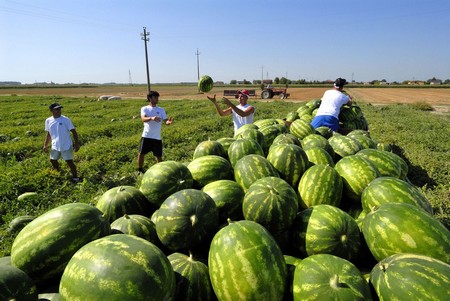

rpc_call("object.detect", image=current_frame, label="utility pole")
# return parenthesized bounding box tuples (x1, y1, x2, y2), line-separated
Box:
(195, 48, 201, 81)
(128, 69, 133, 86)
(141, 27, 151, 93)
(261, 65, 264, 84)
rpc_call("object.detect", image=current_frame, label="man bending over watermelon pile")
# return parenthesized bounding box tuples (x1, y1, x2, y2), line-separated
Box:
(311, 77, 352, 133)
(207, 89, 255, 134)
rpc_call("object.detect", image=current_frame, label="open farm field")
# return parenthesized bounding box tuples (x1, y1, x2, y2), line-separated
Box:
(0, 85, 449, 299)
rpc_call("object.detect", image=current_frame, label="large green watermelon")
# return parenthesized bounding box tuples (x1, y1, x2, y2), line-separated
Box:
(227, 138, 265, 168)
(156, 189, 218, 251)
(96, 185, 153, 223)
(59, 234, 175, 301)
(289, 119, 315, 140)
(234, 128, 266, 152)
(267, 143, 309, 189)
(362, 202, 450, 263)
(328, 134, 363, 159)
(293, 254, 372, 301)
(297, 164, 343, 208)
(198, 75, 214, 92)
(193, 139, 227, 160)
(303, 146, 335, 167)
(168, 252, 213, 301)
(243, 176, 299, 235)
(0, 264, 38, 301)
(187, 155, 233, 188)
(355, 149, 402, 178)
(110, 214, 159, 245)
(291, 204, 361, 260)
(139, 160, 193, 207)
(234, 154, 279, 191)
(11, 203, 110, 284)
(370, 253, 450, 301)
(208, 220, 287, 301)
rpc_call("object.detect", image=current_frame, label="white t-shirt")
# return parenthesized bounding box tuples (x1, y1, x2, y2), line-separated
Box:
(141, 105, 167, 140)
(45, 115, 75, 151)
(316, 90, 351, 119)
(232, 104, 254, 132)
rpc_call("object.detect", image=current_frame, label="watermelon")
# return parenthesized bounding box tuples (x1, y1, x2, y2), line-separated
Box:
(253, 118, 278, 129)
(187, 155, 233, 188)
(291, 204, 361, 260)
(356, 149, 402, 178)
(297, 164, 343, 208)
(303, 146, 335, 167)
(234, 123, 259, 137)
(234, 128, 266, 150)
(346, 133, 377, 149)
(168, 252, 213, 301)
(233, 154, 279, 192)
(193, 139, 227, 159)
(59, 234, 175, 301)
(243, 176, 299, 235)
(293, 254, 372, 301)
(228, 138, 265, 165)
(305, 98, 321, 109)
(315, 126, 332, 139)
(208, 220, 287, 301)
(198, 75, 214, 92)
(285, 111, 299, 122)
(334, 155, 381, 202)
(139, 160, 193, 207)
(289, 119, 315, 140)
(284, 255, 302, 301)
(266, 143, 309, 188)
(110, 214, 159, 244)
(0, 264, 38, 301)
(271, 133, 301, 147)
(258, 124, 282, 151)
(11, 203, 110, 284)
(156, 189, 218, 251)
(361, 176, 433, 214)
(96, 185, 153, 223)
(362, 202, 450, 263)
(17, 191, 38, 202)
(216, 137, 236, 157)
(7, 215, 35, 234)
(202, 179, 245, 224)
(381, 150, 408, 180)
(370, 253, 450, 301)
(376, 142, 392, 152)
(328, 134, 364, 159)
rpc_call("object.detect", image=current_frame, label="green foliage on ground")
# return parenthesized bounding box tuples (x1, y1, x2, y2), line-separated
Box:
(0, 95, 449, 256)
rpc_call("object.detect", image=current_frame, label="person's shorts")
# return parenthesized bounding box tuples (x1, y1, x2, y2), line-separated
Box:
(311, 115, 340, 131)
(50, 147, 74, 161)
(139, 137, 163, 157)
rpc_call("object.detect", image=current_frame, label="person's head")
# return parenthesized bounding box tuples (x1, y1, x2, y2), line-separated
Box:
(238, 90, 250, 103)
(333, 78, 347, 90)
(147, 91, 160, 105)
(49, 103, 63, 117)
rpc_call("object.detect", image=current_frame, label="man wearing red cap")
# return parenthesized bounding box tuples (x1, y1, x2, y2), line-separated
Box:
(207, 90, 255, 133)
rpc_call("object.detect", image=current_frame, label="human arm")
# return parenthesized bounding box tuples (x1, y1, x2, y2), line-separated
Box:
(164, 117, 174, 125)
(70, 129, 80, 152)
(43, 132, 51, 152)
(222, 97, 255, 117)
(207, 95, 232, 116)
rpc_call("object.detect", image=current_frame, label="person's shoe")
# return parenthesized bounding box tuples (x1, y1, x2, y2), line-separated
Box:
(137, 168, 145, 174)
(72, 177, 81, 183)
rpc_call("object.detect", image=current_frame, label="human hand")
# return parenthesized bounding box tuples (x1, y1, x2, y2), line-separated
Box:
(221, 97, 232, 106)
(43, 145, 48, 152)
(74, 143, 80, 152)
(153, 116, 161, 122)
(207, 95, 217, 103)
(166, 117, 174, 125)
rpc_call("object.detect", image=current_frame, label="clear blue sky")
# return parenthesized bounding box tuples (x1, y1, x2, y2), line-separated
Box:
(1, 0, 450, 84)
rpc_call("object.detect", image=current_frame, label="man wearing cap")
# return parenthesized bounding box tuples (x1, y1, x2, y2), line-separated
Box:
(207, 89, 255, 133)
(43, 103, 80, 183)
(311, 78, 353, 132)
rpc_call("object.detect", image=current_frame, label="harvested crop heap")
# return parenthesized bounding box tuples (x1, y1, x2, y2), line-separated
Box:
(3, 99, 449, 301)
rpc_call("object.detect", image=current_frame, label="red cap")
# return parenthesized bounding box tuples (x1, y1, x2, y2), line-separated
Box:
(238, 90, 250, 98)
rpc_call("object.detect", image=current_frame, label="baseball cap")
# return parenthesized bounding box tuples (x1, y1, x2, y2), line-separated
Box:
(238, 89, 250, 98)
(334, 78, 347, 88)
(49, 103, 63, 110)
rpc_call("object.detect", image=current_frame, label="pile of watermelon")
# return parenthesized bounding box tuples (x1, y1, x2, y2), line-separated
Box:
(2, 99, 450, 301)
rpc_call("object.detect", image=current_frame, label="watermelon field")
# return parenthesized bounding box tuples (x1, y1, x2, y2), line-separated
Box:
(0, 85, 449, 300)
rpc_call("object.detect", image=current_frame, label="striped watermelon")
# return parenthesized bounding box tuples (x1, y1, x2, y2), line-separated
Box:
(156, 189, 218, 251)
(202, 179, 244, 224)
(293, 254, 372, 300)
(362, 202, 450, 263)
(290, 204, 361, 260)
(285, 111, 299, 122)
(301, 133, 335, 158)
(376, 142, 392, 152)
(266, 143, 309, 188)
(243, 176, 299, 235)
(258, 125, 283, 153)
(284, 255, 302, 301)
(59, 234, 175, 301)
(110, 214, 159, 244)
(11, 203, 110, 284)
(370, 253, 450, 301)
(355, 149, 402, 178)
(0, 264, 38, 301)
(303, 146, 335, 167)
(140, 161, 193, 207)
(271, 133, 301, 147)
(198, 75, 214, 92)
(297, 164, 343, 208)
(253, 118, 278, 129)
(346, 133, 377, 149)
(328, 134, 364, 159)
(168, 252, 213, 301)
(187, 155, 233, 188)
(96, 185, 153, 223)
(315, 126, 332, 139)
(227, 138, 265, 168)
(382, 150, 408, 180)
(361, 176, 433, 214)
(193, 139, 227, 160)
(334, 155, 380, 202)
(7, 215, 35, 234)
(289, 119, 315, 140)
(216, 137, 236, 158)
(234, 123, 259, 136)
(208, 220, 287, 301)
(234, 154, 279, 191)
(234, 128, 266, 151)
